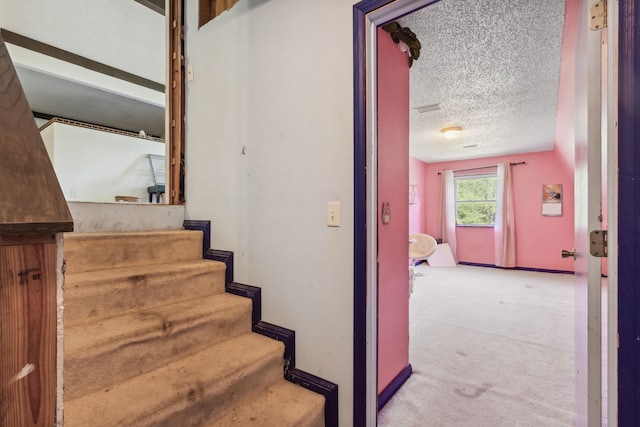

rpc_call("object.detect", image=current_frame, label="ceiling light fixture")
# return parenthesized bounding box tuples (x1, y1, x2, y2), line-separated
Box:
(441, 126, 462, 139)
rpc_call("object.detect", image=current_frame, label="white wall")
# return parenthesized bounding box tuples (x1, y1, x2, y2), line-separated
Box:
(0, 0, 165, 84)
(35, 117, 49, 128)
(68, 202, 184, 232)
(42, 122, 165, 203)
(184, 1, 355, 425)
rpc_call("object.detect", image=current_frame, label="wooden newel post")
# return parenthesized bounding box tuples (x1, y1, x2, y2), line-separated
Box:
(0, 35, 73, 426)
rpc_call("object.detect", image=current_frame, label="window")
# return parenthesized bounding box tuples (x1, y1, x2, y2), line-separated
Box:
(455, 173, 497, 226)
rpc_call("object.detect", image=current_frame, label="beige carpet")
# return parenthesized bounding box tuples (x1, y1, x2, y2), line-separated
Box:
(378, 265, 577, 426)
(63, 231, 324, 426)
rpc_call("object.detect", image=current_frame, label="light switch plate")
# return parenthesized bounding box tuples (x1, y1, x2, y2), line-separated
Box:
(328, 202, 340, 227)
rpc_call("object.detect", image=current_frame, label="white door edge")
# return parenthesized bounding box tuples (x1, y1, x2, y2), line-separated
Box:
(606, 0, 619, 425)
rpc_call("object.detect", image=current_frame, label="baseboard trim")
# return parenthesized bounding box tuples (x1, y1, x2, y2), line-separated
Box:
(226, 282, 262, 326)
(458, 261, 574, 275)
(227, 284, 338, 427)
(240, 306, 338, 427)
(183, 220, 211, 253)
(206, 249, 233, 285)
(287, 368, 339, 427)
(378, 364, 412, 411)
(253, 320, 338, 427)
(185, 220, 338, 426)
(184, 220, 234, 284)
(253, 321, 296, 373)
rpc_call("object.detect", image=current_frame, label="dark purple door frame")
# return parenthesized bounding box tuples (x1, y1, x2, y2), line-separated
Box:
(354, 0, 640, 425)
(352, 3, 374, 424)
(353, 1, 437, 425)
(617, 0, 640, 423)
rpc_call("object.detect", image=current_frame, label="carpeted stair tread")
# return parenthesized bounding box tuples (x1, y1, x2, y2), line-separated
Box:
(62, 230, 327, 425)
(209, 380, 325, 427)
(64, 260, 226, 326)
(64, 333, 286, 427)
(64, 293, 253, 400)
(64, 229, 203, 274)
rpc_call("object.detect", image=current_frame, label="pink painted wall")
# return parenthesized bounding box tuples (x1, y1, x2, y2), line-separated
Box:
(377, 27, 410, 395)
(553, 0, 580, 176)
(409, 157, 428, 234)
(424, 150, 575, 272)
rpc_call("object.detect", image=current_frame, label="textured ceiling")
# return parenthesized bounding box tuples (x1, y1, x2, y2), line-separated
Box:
(398, 0, 566, 163)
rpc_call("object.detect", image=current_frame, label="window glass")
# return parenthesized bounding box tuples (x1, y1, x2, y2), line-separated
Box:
(455, 174, 497, 226)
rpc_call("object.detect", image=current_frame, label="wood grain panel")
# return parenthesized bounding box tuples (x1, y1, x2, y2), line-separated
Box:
(0, 34, 73, 234)
(0, 234, 55, 246)
(199, 0, 240, 28)
(0, 242, 57, 426)
(169, 0, 185, 204)
(1, 29, 164, 93)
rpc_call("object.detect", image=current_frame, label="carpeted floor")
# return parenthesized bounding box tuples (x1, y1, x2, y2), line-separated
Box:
(378, 264, 577, 426)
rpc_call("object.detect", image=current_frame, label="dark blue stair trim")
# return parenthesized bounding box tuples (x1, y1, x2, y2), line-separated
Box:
(458, 261, 574, 275)
(254, 321, 296, 373)
(185, 220, 338, 427)
(226, 282, 261, 326)
(183, 220, 233, 284)
(287, 368, 339, 427)
(205, 249, 233, 285)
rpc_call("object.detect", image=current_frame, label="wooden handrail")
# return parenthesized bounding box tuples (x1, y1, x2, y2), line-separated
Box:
(0, 34, 73, 235)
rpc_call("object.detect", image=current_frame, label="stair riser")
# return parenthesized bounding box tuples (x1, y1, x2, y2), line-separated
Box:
(64, 343, 285, 427)
(211, 382, 326, 427)
(152, 359, 284, 427)
(64, 231, 203, 274)
(65, 300, 252, 400)
(64, 265, 225, 326)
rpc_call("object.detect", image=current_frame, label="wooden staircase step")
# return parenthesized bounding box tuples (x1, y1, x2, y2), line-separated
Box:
(64, 230, 203, 275)
(64, 260, 226, 327)
(209, 380, 325, 427)
(64, 293, 252, 400)
(64, 333, 286, 427)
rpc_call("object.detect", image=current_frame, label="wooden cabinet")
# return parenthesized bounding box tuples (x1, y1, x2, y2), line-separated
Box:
(1, 235, 58, 426)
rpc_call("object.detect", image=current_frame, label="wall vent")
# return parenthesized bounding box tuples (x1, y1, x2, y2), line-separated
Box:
(414, 103, 441, 113)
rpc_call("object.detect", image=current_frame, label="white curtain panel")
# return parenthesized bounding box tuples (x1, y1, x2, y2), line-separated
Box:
(495, 163, 517, 267)
(439, 170, 458, 262)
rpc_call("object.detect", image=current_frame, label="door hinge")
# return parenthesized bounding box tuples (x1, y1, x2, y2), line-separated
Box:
(589, 0, 607, 31)
(590, 230, 608, 257)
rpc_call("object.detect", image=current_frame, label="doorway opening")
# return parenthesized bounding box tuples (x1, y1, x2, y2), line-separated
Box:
(353, 0, 618, 425)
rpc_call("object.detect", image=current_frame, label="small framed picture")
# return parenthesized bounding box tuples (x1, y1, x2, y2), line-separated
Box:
(409, 185, 419, 205)
(542, 184, 562, 216)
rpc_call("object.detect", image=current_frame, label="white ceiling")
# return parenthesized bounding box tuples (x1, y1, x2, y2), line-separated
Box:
(10, 0, 565, 152)
(399, 0, 566, 163)
(15, 65, 166, 137)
